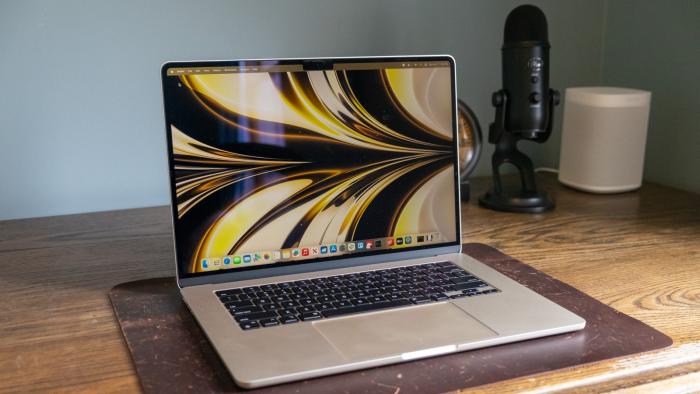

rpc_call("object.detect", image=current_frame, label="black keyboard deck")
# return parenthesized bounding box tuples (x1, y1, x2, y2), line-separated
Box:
(215, 261, 499, 330)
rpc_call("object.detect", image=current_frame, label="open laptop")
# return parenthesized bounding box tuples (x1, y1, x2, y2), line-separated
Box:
(160, 55, 585, 388)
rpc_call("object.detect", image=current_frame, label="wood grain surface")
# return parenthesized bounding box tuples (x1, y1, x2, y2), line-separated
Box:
(1, 174, 698, 393)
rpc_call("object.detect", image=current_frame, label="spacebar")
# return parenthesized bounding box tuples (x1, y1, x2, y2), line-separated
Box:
(322, 299, 413, 318)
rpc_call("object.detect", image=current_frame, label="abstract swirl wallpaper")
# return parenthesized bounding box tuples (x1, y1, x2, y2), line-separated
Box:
(163, 62, 458, 274)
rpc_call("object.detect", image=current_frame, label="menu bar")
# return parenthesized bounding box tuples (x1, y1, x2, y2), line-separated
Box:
(334, 61, 450, 70)
(167, 60, 450, 77)
(166, 64, 303, 76)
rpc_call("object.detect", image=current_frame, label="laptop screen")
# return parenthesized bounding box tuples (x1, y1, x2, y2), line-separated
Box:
(162, 57, 459, 278)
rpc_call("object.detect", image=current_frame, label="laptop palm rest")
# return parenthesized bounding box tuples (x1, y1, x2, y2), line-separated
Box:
(312, 303, 498, 361)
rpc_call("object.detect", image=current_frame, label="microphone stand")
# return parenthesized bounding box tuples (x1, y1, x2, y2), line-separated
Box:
(479, 89, 559, 213)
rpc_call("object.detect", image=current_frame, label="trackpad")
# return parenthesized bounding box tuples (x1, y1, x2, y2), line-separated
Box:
(312, 303, 497, 361)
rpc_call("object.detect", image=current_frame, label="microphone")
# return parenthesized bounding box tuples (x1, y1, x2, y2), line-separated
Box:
(501, 5, 553, 139)
(479, 4, 560, 213)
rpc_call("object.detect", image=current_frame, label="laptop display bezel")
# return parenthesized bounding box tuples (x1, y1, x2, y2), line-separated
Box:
(160, 55, 462, 287)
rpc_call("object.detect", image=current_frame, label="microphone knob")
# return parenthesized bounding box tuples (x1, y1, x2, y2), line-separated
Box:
(529, 92, 541, 104)
(552, 89, 561, 106)
(492, 91, 505, 107)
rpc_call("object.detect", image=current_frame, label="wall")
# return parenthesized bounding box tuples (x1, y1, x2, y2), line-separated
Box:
(0, 0, 607, 220)
(601, 0, 700, 194)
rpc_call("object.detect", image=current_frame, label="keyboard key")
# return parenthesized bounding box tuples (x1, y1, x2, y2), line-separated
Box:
(410, 295, 431, 304)
(280, 315, 299, 324)
(259, 318, 280, 327)
(333, 300, 353, 309)
(369, 296, 385, 303)
(224, 299, 253, 309)
(239, 321, 260, 330)
(217, 289, 242, 297)
(234, 311, 278, 322)
(254, 298, 273, 306)
(298, 305, 317, 314)
(298, 298, 314, 306)
(218, 294, 237, 302)
(317, 303, 335, 312)
(425, 286, 441, 294)
(445, 290, 467, 298)
(322, 299, 412, 318)
(231, 306, 265, 316)
(300, 311, 322, 321)
(453, 282, 488, 291)
(450, 276, 479, 284)
(354, 298, 369, 305)
(430, 293, 449, 301)
(307, 290, 324, 298)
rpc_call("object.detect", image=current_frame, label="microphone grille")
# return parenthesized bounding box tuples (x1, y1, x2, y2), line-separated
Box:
(504, 5, 548, 43)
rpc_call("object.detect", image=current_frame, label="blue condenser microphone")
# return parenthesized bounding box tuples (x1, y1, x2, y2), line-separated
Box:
(479, 4, 560, 213)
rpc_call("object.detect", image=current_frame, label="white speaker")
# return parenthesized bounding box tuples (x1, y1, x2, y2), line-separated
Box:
(558, 87, 651, 193)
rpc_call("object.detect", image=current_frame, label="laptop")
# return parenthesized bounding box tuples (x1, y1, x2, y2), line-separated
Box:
(160, 55, 585, 388)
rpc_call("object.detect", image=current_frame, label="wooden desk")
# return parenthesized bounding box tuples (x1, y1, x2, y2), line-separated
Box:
(1, 174, 698, 393)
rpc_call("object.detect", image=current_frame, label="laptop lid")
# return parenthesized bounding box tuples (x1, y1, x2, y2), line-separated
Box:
(161, 56, 461, 287)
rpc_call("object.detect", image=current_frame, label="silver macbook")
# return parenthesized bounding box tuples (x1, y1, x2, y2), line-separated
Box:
(160, 55, 585, 388)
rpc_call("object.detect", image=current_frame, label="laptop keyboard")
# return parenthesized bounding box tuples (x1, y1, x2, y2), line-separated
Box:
(215, 261, 500, 330)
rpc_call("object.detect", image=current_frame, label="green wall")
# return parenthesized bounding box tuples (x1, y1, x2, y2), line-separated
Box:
(600, 0, 700, 193)
(1, 0, 697, 220)
(0, 0, 607, 220)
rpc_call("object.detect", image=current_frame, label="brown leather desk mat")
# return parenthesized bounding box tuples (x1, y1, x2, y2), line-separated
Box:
(110, 243, 672, 393)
